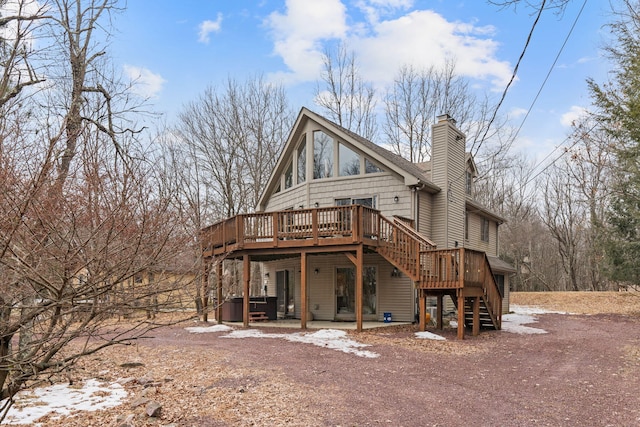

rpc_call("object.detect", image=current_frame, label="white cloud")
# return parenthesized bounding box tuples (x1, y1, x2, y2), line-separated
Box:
(355, 0, 414, 24)
(198, 13, 223, 44)
(123, 65, 166, 99)
(509, 107, 528, 119)
(265, 1, 511, 91)
(352, 10, 510, 89)
(265, 0, 347, 83)
(560, 105, 587, 127)
(0, 0, 44, 52)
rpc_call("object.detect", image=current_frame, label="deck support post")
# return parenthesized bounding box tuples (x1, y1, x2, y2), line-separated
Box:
(300, 251, 307, 330)
(457, 290, 465, 340)
(355, 245, 363, 332)
(243, 255, 250, 328)
(472, 296, 480, 336)
(436, 294, 444, 330)
(216, 261, 223, 324)
(419, 289, 426, 331)
(201, 260, 209, 322)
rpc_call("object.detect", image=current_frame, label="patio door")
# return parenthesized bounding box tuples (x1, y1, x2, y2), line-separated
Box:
(335, 266, 377, 320)
(276, 270, 294, 318)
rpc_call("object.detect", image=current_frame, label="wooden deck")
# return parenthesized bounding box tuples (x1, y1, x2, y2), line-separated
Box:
(201, 205, 502, 338)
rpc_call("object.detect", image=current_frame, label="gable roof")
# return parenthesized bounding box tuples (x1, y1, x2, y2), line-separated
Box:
(257, 107, 441, 210)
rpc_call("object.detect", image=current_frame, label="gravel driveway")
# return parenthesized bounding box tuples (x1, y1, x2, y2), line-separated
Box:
(135, 310, 640, 426)
(7, 302, 640, 426)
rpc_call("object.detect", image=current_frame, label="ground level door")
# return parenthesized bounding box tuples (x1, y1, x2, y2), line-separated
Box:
(335, 266, 377, 321)
(276, 270, 294, 318)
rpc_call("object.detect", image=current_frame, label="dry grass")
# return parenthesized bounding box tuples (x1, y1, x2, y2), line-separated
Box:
(511, 291, 640, 316)
(9, 291, 640, 426)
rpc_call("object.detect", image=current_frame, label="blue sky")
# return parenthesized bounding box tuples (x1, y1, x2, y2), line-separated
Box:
(111, 0, 611, 161)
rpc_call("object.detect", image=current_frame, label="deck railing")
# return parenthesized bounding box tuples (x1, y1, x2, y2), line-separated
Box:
(202, 209, 499, 297)
(201, 205, 384, 255)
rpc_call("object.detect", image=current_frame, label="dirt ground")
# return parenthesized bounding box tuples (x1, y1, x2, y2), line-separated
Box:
(10, 291, 640, 426)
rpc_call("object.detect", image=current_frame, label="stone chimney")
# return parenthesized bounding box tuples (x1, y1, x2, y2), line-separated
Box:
(430, 114, 466, 249)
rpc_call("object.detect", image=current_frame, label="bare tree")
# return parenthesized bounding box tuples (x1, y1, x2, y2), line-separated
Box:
(175, 76, 293, 321)
(1, 0, 188, 419)
(0, 0, 48, 108)
(488, 0, 570, 14)
(383, 61, 478, 162)
(178, 76, 292, 218)
(314, 43, 377, 141)
(541, 164, 585, 291)
(383, 60, 515, 171)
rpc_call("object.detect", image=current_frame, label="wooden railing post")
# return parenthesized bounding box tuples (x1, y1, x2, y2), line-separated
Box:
(236, 215, 244, 249)
(221, 223, 226, 253)
(272, 212, 279, 247)
(312, 208, 318, 245)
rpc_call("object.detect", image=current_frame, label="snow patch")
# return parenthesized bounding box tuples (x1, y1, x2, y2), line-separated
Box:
(185, 324, 233, 333)
(500, 304, 566, 335)
(415, 331, 446, 341)
(4, 379, 127, 425)
(502, 312, 548, 334)
(222, 328, 379, 358)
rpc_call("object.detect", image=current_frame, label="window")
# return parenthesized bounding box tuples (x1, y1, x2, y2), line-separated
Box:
(339, 143, 360, 176)
(465, 212, 469, 240)
(297, 136, 306, 184)
(336, 266, 377, 317)
(365, 158, 383, 174)
(466, 171, 473, 196)
(313, 130, 333, 179)
(481, 218, 490, 242)
(335, 196, 377, 209)
(284, 161, 293, 189)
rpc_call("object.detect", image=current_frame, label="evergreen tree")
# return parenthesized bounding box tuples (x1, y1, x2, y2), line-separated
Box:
(588, 0, 640, 283)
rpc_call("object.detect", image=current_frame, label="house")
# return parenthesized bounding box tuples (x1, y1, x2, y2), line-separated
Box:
(201, 108, 515, 339)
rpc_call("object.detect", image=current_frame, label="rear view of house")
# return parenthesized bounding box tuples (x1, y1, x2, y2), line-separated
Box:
(201, 107, 514, 338)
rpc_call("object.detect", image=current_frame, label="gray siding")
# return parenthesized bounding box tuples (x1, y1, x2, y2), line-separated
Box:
(430, 117, 466, 249)
(466, 211, 498, 256)
(417, 191, 433, 241)
(262, 253, 415, 322)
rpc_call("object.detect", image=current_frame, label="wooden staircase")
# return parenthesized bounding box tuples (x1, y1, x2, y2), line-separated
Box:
(462, 297, 497, 330)
(373, 215, 502, 334)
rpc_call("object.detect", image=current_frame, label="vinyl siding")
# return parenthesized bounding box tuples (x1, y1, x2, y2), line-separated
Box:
(262, 253, 415, 322)
(465, 210, 498, 256)
(265, 171, 414, 219)
(417, 191, 432, 240)
(430, 118, 466, 249)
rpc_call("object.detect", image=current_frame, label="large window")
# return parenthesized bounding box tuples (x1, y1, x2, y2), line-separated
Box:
(339, 143, 360, 176)
(365, 158, 383, 174)
(297, 136, 306, 184)
(335, 196, 377, 209)
(336, 266, 377, 317)
(481, 218, 490, 242)
(313, 130, 333, 179)
(284, 161, 293, 189)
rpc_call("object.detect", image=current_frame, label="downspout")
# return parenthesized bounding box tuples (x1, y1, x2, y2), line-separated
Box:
(411, 183, 426, 322)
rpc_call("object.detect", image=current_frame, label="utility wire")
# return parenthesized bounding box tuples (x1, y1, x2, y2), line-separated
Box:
(474, 0, 547, 156)
(512, 0, 588, 142)
(470, 0, 589, 197)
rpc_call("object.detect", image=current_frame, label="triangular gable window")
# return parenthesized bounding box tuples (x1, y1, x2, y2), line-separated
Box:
(365, 158, 383, 174)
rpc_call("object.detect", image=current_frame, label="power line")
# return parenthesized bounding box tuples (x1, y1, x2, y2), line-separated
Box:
(512, 0, 588, 142)
(473, 0, 590, 195)
(474, 0, 547, 156)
